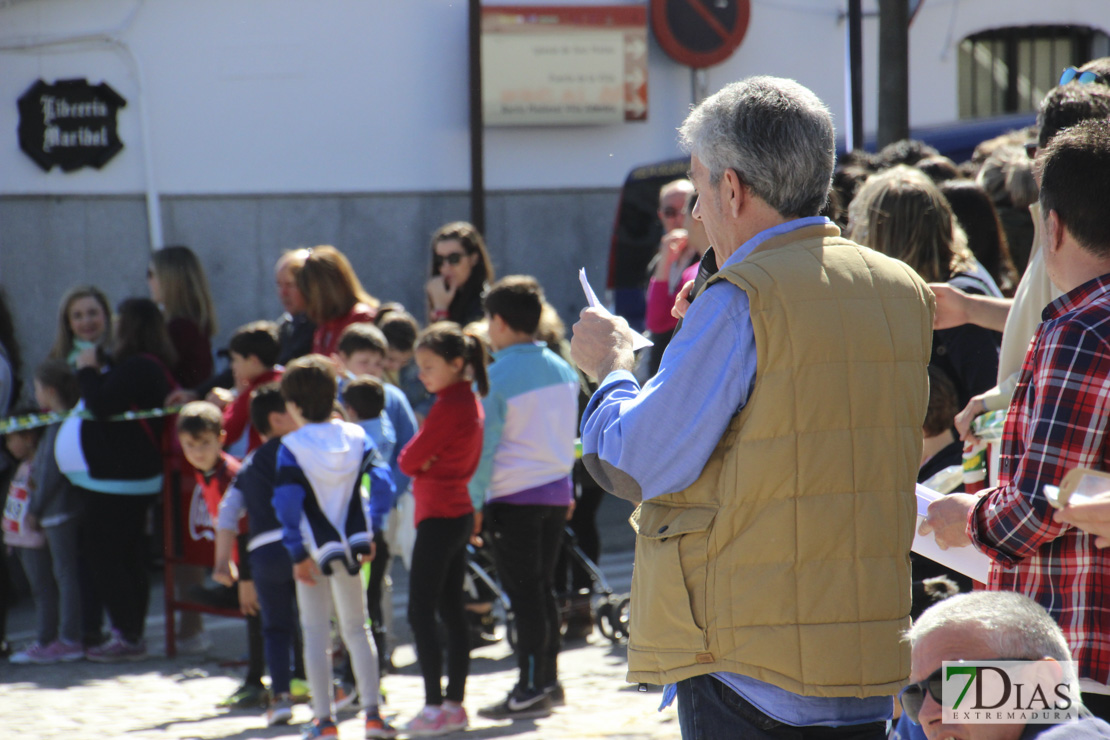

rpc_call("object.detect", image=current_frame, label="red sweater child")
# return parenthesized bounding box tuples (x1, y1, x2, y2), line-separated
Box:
(222, 367, 283, 455)
(398, 381, 483, 526)
(193, 451, 245, 562)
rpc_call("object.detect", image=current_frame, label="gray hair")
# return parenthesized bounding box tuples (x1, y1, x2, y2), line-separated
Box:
(678, 76, 835, 218)
(907, 592, 1078, 688)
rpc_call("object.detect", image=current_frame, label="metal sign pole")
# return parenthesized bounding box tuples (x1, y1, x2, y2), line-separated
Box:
(468, 0, 486, 235)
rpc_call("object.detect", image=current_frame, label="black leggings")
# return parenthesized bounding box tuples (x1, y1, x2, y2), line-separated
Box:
(407, 514, 473, 705)
(486, 502, 568, 691)
(81, 491, 155, 644)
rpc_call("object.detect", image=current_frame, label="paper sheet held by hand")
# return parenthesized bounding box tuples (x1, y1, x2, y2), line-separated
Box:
(913, 484, 990, 582)
(578, 268, 653, 350)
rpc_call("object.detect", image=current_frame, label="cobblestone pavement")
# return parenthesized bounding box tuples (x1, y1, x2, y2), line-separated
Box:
(0, 633, 677, 739)
(1, 497, 681, 738)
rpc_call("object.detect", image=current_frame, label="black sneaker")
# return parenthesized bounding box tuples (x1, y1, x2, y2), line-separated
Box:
(545, 682, 566, 707)
(477, 687, 553, 720)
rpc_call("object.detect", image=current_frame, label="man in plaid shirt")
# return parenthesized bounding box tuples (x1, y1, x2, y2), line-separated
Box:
(926, 119, 1110, 721)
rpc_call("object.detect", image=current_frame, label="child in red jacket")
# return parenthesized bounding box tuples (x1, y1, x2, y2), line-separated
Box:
(207, 321, 283, 457)
(396, 322, 488, 735)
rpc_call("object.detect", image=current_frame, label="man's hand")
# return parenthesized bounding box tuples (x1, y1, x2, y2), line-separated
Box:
(1055, 495, 1110, 548)
(238, 580, 259, 616)
(954, 394, 988, 442)
(671, 280, 696, 320)
(293, 559, 320, 585)
(570, 308, 637, 380)
(929, 283, 972, 330)
(653, 230, 689, 279)
(920, 493, 978, 550)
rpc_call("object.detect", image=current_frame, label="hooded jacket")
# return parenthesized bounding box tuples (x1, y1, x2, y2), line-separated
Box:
(273, 419, 393, 575)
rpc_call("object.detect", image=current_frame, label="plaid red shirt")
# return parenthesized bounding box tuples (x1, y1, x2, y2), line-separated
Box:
(968, 273, 1110, 685)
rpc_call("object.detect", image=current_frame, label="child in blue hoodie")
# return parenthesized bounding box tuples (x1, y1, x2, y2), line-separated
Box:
(272, 355, 396, 739)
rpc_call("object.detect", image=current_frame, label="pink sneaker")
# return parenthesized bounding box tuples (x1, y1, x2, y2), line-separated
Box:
(441, 704, 468, 732)
(404, 706, 448, 737)
(36, 639, 85, 663)
(86, 631, 147, 663)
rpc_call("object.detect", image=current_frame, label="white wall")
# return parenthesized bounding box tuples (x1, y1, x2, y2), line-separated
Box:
(1, 0, 1107, 197)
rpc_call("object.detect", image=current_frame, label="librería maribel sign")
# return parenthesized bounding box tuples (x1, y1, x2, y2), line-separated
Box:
(17, 78, 126, 172)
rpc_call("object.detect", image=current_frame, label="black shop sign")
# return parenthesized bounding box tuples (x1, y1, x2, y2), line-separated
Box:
(17, 78, 126, 172)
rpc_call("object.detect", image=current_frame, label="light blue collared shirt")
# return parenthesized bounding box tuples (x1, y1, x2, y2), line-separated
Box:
(581, 217, 891, 727)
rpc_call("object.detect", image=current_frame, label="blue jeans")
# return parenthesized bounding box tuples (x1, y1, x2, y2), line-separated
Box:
(676, 675, 887, 740)
(251, 541, 303, 695)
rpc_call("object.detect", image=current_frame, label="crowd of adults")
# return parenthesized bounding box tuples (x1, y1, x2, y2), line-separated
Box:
(4, 55, 1110, 740)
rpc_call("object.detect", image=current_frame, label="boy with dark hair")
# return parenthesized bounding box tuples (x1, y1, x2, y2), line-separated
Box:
(207, 321, 283, 456)
(213, 383, 307, 726)
(272, 355, 396, 739)
(175, 401, 268, 709)
(340, 373, 395, 674)
(376, 309, 428, 417)
(342, 377, 392, 462)
(335, 323, 415, 491)
(335, 323, 416, 674)
(470, 276, 580, 720)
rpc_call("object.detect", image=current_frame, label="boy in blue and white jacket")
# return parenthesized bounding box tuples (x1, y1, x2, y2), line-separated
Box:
(469, 277, 579, 720)
(272, 355, 396, 739)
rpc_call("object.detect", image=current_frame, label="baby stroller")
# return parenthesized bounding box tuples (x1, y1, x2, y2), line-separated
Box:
(464, 527, 630, 647)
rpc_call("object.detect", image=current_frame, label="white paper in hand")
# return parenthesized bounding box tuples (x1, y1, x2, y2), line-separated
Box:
(578, 268, 653, 350)
(913, 484, 990, 582)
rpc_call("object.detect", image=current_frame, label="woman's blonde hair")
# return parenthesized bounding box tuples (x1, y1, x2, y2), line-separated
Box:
(848, 165, 974, 284)
(151, 245, 218, 337)
(49, 285, 112, 360)
(296, 245, 378, 325)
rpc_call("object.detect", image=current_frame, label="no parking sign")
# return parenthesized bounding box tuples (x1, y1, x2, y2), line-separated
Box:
(651, 0, 751, 69)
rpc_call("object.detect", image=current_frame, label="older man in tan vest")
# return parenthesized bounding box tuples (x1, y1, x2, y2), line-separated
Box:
(571, 76, 934, 739)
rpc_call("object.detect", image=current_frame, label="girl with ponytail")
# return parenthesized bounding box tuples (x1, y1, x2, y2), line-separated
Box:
(396, 322, 487, 734)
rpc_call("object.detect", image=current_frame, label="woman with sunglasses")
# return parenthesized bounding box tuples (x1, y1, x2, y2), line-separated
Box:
(425, 222, 495, 326)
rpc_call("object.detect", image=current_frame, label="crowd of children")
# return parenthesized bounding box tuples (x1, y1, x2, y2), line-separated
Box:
(1, 221, 589, 739)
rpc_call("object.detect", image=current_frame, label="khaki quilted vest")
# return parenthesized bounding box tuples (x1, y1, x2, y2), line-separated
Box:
(625, 224, 934, 698)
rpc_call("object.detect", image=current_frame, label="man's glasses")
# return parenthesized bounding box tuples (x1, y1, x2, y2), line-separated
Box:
(434, 252, 466, 269)
(898, 666, 945, 724)
(1060, 67, 1104, 86)
(661, 207, 682, 219)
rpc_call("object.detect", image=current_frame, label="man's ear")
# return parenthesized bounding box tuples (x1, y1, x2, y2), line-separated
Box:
(1045, 209, 1066, 255)
(722, 168, 747, 218)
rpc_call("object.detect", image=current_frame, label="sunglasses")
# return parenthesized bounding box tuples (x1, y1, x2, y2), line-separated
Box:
(1060, 67, 1104, 86)
(661, 206, 682, 219)
(898, 666, 945, 724)
(434, 252, 467, 269)
(899, 658, 1030, 725)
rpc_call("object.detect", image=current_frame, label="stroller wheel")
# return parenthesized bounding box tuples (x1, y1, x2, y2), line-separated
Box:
(610, 596, 631, 642)
(597, 595, 629, 643)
